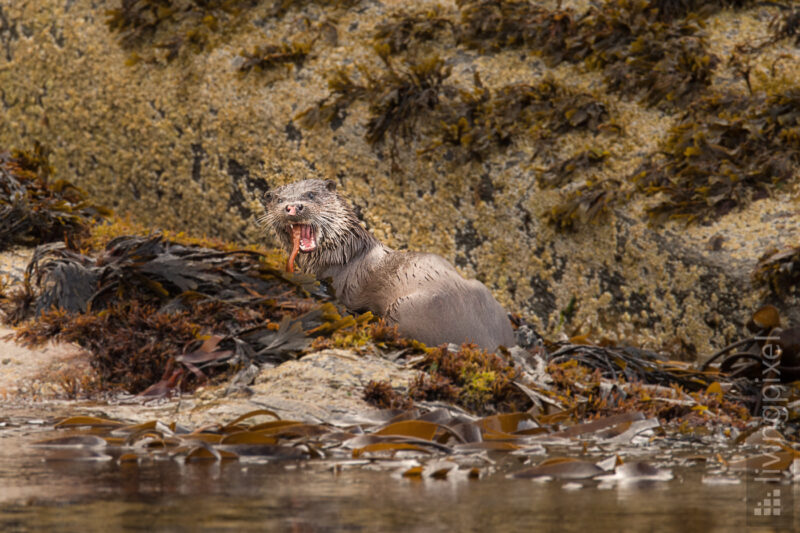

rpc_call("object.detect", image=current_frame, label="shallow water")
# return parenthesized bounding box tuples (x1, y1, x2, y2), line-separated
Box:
(0, 419, 796, 533)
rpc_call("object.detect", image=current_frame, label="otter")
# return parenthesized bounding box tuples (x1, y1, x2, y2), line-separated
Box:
(259, 179, 515, 351)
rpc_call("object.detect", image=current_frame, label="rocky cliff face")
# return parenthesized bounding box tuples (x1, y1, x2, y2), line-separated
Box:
(1, 0, 798, 355)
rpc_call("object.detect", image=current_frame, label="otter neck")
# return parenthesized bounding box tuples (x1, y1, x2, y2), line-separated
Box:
(313, 227, 389, 312)
(296, 223, 378, 272)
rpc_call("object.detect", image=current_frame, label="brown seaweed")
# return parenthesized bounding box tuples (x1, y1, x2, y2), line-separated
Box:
(702, 306, 800, 384)
(632, 90, 800, 222)
(544, 181, 617, 231)
(299, 54, 452, 146)
(105, 0, 354, 63)
(456, 0, 726, 109)
(373, 5, 455, 54)
(106, 0, 259, 61)
(0, 146, 110, 251)
(408, 343, 529, 415)
(753, 245, 800, 299)
(11, 234, 340, 394)
(538, 148, 609, 189)
(363, 380, 414, 410)
(770, 6, 800, 47)
(434, 75, 609, 163)
(237, 39, 313, 75)
(456, 0, 574, 54)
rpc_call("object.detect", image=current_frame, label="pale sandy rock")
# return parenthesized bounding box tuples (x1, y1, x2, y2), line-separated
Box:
(0, 247, 33, 284)
(0, 332, 415, 425)
(0, 326, 92, 400)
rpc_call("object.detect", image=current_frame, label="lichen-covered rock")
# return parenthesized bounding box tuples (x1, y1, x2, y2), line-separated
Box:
(1, 1, 798, 356)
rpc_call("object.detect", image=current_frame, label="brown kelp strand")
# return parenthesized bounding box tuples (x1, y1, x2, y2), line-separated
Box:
(632, 89, 800, 222)
(28, 403, 800, 483)
(8, 234, 357, 394)
(0, 146, 110, 251)
(21, 408, 723, 476)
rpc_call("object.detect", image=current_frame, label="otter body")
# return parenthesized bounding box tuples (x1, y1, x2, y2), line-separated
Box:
(260, 179, 515, 351)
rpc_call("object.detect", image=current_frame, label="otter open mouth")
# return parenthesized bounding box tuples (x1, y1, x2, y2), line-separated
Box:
(286, 224, 316, 273)
(292, 224, 317, 252)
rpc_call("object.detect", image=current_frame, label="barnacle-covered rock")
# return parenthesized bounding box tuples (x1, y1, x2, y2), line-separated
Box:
(0, 0, 798, 357)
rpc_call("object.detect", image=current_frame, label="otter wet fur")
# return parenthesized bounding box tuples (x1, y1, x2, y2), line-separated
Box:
(259, 179, 515, 351)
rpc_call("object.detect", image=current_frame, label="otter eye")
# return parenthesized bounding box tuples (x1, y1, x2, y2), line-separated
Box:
(305, 192, 315, 200)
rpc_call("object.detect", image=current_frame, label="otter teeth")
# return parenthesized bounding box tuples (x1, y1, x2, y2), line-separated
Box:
(291, 224, 317, 252)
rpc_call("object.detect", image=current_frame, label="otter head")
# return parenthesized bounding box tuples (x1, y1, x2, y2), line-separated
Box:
(259, 179, 377, 274)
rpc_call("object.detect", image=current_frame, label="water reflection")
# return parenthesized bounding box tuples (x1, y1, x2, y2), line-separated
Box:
(1, 424, 797, 532)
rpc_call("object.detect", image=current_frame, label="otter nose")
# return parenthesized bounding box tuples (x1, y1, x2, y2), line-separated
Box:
(285, 203, 304, 216)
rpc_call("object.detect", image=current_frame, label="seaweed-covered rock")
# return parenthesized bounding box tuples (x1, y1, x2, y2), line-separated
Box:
(0, 0, 798, 356)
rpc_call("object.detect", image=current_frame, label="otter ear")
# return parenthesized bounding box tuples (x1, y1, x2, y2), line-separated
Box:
(324, 179, 337, 192)
(260, 190, 274, 208)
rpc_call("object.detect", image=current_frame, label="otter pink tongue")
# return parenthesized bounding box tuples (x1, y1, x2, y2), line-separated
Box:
(298, 224, 317, 252)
